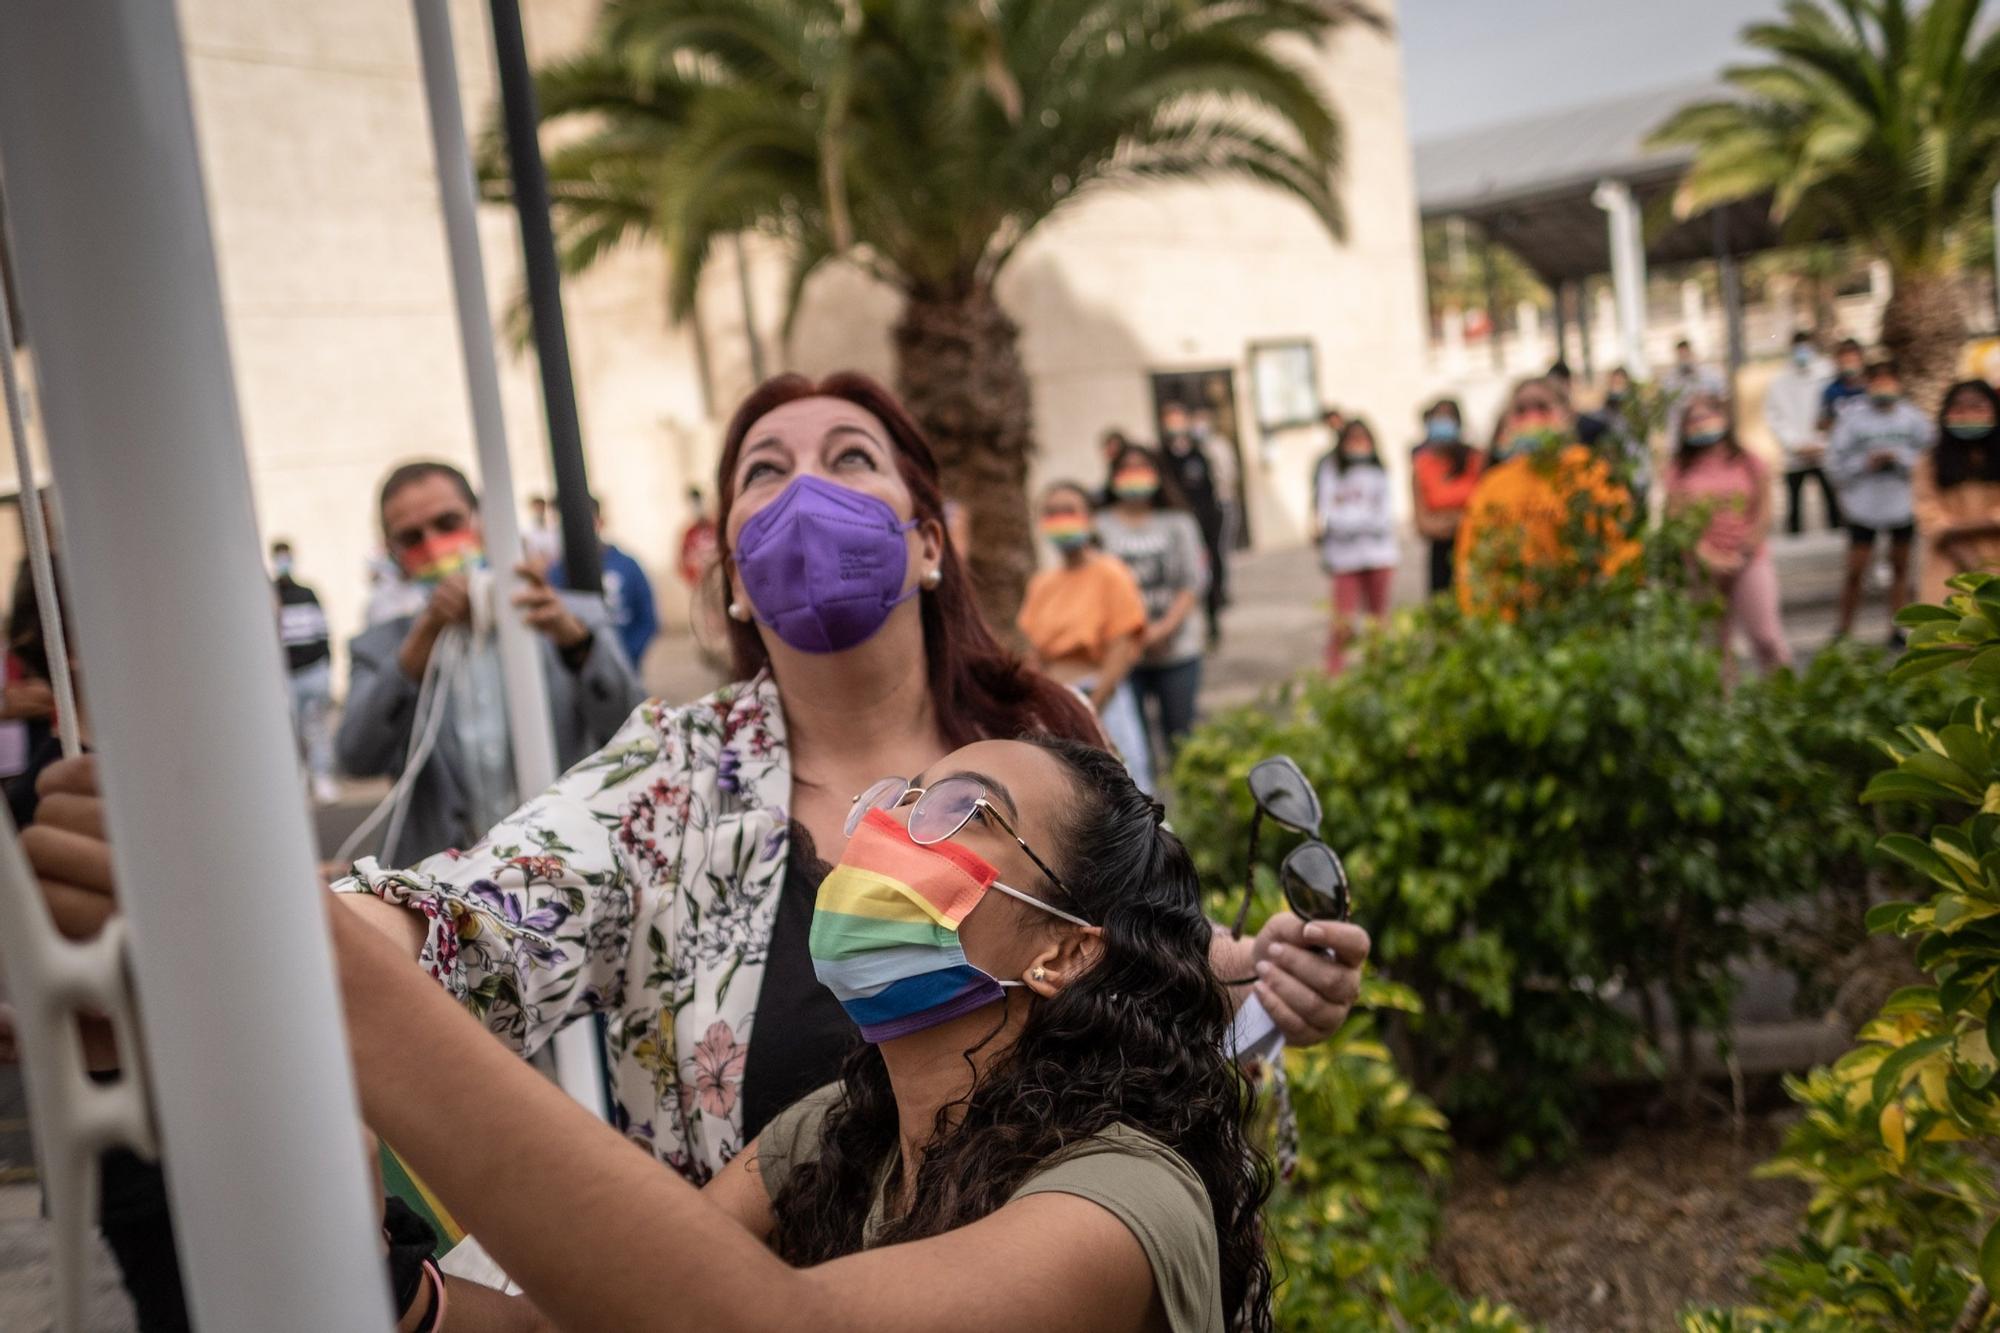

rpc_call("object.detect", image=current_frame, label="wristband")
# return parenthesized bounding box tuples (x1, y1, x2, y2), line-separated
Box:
(414, 1258, 447, 1332)
(383, 1195, 441, 1324)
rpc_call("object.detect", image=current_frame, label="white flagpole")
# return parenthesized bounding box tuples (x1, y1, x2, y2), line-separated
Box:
(409, 0, 609, 1119)
(0, 4, 391, 1329)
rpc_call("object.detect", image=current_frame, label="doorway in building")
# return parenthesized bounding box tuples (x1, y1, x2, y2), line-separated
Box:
(1149, 368, 1251, 549)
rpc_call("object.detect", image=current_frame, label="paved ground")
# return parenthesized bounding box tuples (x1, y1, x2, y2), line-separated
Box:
(0, 520, 1895, 1329)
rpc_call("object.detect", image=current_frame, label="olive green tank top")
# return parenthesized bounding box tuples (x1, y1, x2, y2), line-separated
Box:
(755, 1084, 1224, 1333)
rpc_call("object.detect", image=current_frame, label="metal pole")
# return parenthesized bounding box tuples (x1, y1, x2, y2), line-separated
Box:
(1593, 179, 1648, 375)
(1575, 280, 1596, 382)
(410, 0, 607, 1120)
(1991, 181, 1999, 333)
(0, 5, 391, 1330)
(486, 0, 600, 594)
(0, 233, 79, 758)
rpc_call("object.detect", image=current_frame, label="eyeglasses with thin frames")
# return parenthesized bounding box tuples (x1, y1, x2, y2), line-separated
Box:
(844, 774, 1089, 925)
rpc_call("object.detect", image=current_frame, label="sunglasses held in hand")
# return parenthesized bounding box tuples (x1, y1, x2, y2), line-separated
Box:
(1228, 756, 1350, 939)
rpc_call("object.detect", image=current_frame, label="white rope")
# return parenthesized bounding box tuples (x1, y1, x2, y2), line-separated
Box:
(333, 624, 465, 867)
(0, 240, 81, 758)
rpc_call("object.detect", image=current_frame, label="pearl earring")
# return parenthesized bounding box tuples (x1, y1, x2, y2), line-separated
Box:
(727, 600, 751, 623)
(921, 567, 942, 589)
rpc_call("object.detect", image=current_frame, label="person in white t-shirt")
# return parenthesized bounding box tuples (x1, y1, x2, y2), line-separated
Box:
(1313, 418, 1398, 674)
(1763, 330, 1841, 532)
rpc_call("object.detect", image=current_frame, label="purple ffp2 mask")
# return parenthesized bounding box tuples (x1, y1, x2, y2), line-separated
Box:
(734, 474, 920, 653)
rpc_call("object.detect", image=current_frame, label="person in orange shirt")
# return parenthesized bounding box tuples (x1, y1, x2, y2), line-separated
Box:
(1017, 481, 1154, 792)
(1456, 378, 1639, 618)
(1409, 398, 1486, 595)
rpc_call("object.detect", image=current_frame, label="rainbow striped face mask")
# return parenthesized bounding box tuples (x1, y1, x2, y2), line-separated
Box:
(811, 808, 1089, 1043)
(402, 530, 484, 586)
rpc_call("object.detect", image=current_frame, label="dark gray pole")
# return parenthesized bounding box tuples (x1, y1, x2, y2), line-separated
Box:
(1481, 227, 1503, 372)
(1575, 279, 1596, 382)
(487, 0, 600, 593)
(1551, 281, 1570, 367)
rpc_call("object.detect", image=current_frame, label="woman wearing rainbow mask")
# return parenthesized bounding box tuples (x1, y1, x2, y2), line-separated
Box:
(1093, 442, 1211, 766)
(327, 736, 1272, 1330)
(1016, 481, 1153, 792)
(43, 734, 1270, 1328)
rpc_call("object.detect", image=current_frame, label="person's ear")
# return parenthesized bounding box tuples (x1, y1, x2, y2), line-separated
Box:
(1024, 926, 1104, 998)
(917, 516, 946, 578)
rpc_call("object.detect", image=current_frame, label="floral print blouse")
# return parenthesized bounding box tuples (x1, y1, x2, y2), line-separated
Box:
(335, 674, 793, 1182)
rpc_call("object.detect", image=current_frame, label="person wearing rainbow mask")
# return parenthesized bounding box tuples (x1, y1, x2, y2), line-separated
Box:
(335, 461, 642, 864)
(1016, 481, 1153, 792)
(1094, 443, 1210, 768)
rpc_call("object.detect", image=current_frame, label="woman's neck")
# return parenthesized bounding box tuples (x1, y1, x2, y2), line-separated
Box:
(876, 997, 1026, 1199)
(1115, 501, 1151, 522)
(766, 609, 947, 776)
(1061, 547, 1090, 570)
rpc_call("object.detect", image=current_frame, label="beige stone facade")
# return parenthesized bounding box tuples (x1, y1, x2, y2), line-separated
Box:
(5, 0, 1427, 682)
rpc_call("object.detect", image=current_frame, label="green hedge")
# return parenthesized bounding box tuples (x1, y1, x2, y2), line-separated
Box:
(1178, 586, 1945, 1168)
(1683, 574, 2000, 1332)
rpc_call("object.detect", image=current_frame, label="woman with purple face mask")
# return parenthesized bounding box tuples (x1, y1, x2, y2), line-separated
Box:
(318, 372, 1370, 1187)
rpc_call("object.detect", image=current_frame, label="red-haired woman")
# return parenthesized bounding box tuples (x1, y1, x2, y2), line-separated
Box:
(329, 373, 1370, 1183)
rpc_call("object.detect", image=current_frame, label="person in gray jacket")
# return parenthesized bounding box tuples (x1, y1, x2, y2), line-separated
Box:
(337, 461, 644, 863)
(1827, 359, 1936, 643)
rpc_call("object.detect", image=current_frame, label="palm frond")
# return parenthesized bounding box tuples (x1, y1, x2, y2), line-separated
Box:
(518, 0, 1366, 318)
(1649, 0, 2000, 271)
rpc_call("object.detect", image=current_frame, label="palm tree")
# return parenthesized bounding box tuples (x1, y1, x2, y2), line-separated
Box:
(509, 0, 1377, 624)
(1649, 0, 2000, 408)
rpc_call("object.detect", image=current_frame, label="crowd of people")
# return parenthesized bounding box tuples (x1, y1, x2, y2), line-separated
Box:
(1301, 331, 2000, 678)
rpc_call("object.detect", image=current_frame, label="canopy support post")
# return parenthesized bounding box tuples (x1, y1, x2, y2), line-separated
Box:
(1592, 178, 1648, 377)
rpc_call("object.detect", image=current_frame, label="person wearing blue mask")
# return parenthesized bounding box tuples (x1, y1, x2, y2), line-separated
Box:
(1409, 398, 1485, 595)
(1764, 330, 1841, 533)
(1827, 359, 1935, 642)
(1912, 379, 2000, 605)
(548, 496, 661, 674)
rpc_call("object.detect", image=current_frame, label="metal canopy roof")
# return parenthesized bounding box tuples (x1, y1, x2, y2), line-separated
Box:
(1414, 81, 1786, 284)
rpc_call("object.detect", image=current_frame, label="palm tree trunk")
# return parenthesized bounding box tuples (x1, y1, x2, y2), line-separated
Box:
(1879, 267, 1967, 413)
(892, 286, 1035, 635)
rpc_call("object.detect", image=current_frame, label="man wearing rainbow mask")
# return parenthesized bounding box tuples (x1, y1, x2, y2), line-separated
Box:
(335, 461, 642, 863)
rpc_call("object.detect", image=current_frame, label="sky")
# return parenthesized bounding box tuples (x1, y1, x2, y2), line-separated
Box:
(1397, 0, 1785, 143)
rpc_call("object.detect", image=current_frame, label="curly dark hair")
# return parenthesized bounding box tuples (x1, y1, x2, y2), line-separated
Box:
(770, 736, 1273, 1330)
